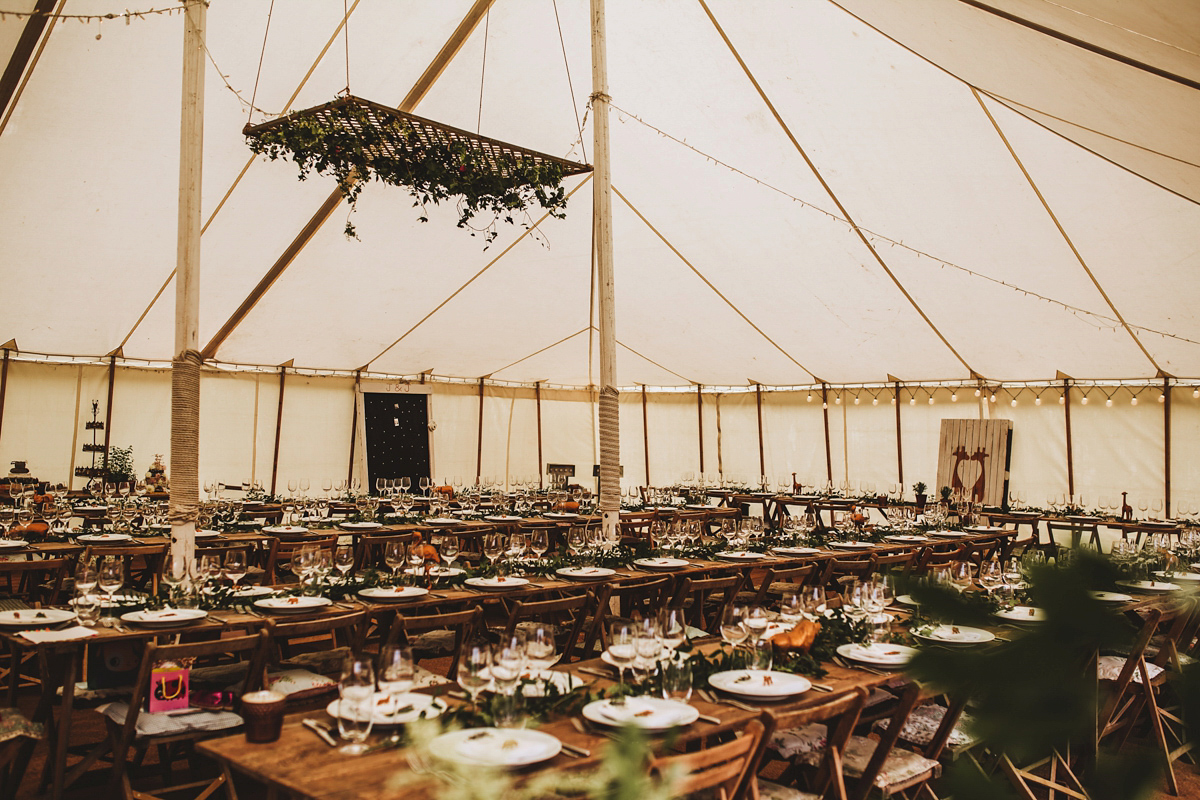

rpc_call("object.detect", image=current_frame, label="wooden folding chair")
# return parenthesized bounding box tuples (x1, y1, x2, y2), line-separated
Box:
(105, 630, 269, 800)
(503, 591, 591, 665)
(669, 573, 745, 634)
(84, 543, 168, 594)
(265, 609, 369, 685)
(376, 605, 483, 680)
(262, 535, 339, 585)
(751, 564, 817, 607)
(650, 714, 772, 800)
(354, 531, 415, 574)
(870, 550, 916, 578)
(584, 575, 671, 656)
(757, 688, 867, 800)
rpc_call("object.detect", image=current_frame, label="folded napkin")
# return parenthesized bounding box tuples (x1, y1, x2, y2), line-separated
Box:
(98, 702, 243, 736)
(19, 626, 98, 643)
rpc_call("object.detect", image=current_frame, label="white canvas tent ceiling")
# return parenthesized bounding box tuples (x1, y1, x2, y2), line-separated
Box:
(1, 0, 1198, 388)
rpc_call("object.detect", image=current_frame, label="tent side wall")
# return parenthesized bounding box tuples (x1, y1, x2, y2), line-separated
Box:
(0, 360, 1190, 509)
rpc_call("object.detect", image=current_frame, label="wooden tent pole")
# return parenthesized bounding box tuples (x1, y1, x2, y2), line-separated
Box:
(821, 384, 833, 485)
(696, 385, 705, 475)
(0, 0, 56, 122)
(1164, 377, 1172, 517)
(476, 378, 485, 484)
(102, 354, 117, 463)
(346, 370, 360, 487)
(894, 381, 904, 489)
(755, 384, 766, 479)
(591, 0, 620, 540)
(642, 386, 650, 486)
(0, 347, 10, 448)
(1063, 378, 1075, 496)
(169, 0, 206, 582)
(535, 382, 544, 489)
(269, 365, 286, 497)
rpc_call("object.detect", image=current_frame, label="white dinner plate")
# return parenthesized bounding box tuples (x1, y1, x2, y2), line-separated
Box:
(121, 608, 208, 628)
(884, 535, 928, 544)
(582, 697, 699, 730)
(403, 566, 465, 578)
(0, 539, 29, 549)
(0, 608, 76, 628)
(358, 586, 429, 603)
(1116, 579, 1181, 594)
(895, 594, 921, 607)
(432, 728, 561, 767)
(716, 551, 767, 561)
(1153, 571, 1200, 583)
(194, 530, 221, 539)
(253, 596, 333, 613)
(338, 521, 383, 530)
(326, 692, 446, 726)
(149, 523, 172, 532)
(1089, 591, 1134, 603)
(837, 643, 918, 668)
(995, 606, 1047, 623)
(771, 547, 822, 556)
(69, 593, 141, 609)
(555, 566, 615, 581)
(484, 515, 523, 523)
(709, 669, 812, 698)
(928, 531, 968, 538)
(544, 512, 579, 519)
(464, 576, 529, 591)
(963, 526, 1004, 533)
(634, 557, 691, 570)
(828, 542, 874, 550)
(912, 625, 996, 647)
(76, 533, 132, 543)
(73, 505, 107, 512)
(425, 517, 460, 525)
(262, 526, 309, 535)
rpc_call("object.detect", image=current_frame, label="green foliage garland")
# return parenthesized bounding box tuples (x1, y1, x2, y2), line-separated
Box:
(246, 99, 571, 242)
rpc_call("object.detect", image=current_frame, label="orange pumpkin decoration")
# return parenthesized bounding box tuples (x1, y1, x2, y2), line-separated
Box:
(771, 618, 821, 654)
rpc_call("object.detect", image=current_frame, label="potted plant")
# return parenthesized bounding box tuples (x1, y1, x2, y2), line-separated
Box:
(104, 445, 136, 485)
(912, 481, 928, 510)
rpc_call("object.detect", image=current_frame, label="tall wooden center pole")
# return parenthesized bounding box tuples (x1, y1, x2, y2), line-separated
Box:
(591, 0, 619, 541)
(169, 0, 206, 582)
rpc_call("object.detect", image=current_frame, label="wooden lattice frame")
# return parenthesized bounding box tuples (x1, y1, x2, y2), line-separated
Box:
(244, 95, 591, 240)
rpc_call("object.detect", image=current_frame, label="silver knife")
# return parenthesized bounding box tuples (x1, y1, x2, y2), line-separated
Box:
(302, 718, 338, 747)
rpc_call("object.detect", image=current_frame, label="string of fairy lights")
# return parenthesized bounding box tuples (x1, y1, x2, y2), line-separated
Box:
(0, 4, 201, 24)
(807, 381, 1200, 410)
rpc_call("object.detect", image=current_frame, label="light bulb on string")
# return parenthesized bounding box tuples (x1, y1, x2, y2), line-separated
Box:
(990, 392, 996, 403)
(1081, 392, 1089, 405)
(872, 395, 879, 406)
(1158, 393, 1165, 404)
(1035, 393, 1042, 406)
(835, 394, 842, 405)
(974, 388, 981, 397)
(1106, 396, 1112, 407)
(909, 395, 916, 406)
(951, 391, 958, 402)
(1131, 395, 1138, 406)
(807, 393, 813, 403)
(1194, 387, 1199, 399)
(1059, 394, 1066, 405)
(928, 393, 934, 405)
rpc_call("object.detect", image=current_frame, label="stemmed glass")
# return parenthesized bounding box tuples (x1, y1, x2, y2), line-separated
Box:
(377, 645, 415, 722)
(863, 581, 887, 642)
(482, 533, 505, 565)
(801, 586, 826, 620)
(743, 606, 769, 644)
(719, 605, 749, 664)
(457, 644, 491, 710)
(383, 542, 406, 583)
(224, 551, 246, 593)
(440, 536, 459, 570)
(334, 545, 355, 579)
(97, 556, 124, 626)
(950, 560, 974, 593)
(979, 558, 1004, 594)
(337, 657, 376, 755)
(529, 529, 550, 560)
(491, 639, 526, 727)
(658, 607, 687, 658)
(606, 621, 636, 703)
(524, 623, 558, 675)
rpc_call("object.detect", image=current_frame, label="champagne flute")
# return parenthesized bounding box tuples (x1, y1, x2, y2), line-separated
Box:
(97, 556, 124, 626)
(337, 657, 375, 755)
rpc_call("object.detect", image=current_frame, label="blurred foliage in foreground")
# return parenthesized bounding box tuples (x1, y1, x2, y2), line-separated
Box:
(904, 550, 1196, 799)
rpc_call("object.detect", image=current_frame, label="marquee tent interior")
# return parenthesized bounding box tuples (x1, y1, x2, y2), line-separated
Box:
(1, 0, 1198, 507)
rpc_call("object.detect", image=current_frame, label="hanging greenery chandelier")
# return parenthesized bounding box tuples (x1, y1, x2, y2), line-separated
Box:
(244, 95, 592, 242)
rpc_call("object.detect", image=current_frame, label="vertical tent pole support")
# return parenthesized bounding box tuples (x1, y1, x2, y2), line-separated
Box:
(1164, 377, 1172, 517)
(169, 0, 206, 583)
(821, 384, 833, 485)
(1063, 378, 1075, 497)
(535, 382, 544, 489)
(0, 347, 10, 448)
(592, 0, 620, 541)
(346, 370, 360, 488)
(642, 385, 650, 487)
(696, 385, 705, 475)
(894, 381, 904, 490)
(755, 384, 766, 480)
(102, 354, 117, 463)
(269, 364, 286, 497)
(476, 378, 485, 485)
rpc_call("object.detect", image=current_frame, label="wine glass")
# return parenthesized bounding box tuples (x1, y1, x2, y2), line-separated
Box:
(661, 656, 693, 702)
(950, 560, 974, 593)
(440, 536, 459, 570)
(566, 527, 586, 557)
(457, 644, 491, 710)
(482, 533, 504, 563)
(744, 606, 769, 643)
(383, 542, 406, 582)
(801, 585, 827, 619)
(224, 550, 246, 592)
(606, 621, 636, 702)
(97, 556, 124, 626)
(720, 605, 749, 658)
(377, 644, 415, 721)
(75, 560, 98, 596)
(529, 529, 550, 560)
(491, 639, 526, 727)
(337, 657, 376, 755)
(658, 607, 687, 657)
(979, 557, 1004, 594)
(334, 544, 355, 578)
(523, 623, 557, 674)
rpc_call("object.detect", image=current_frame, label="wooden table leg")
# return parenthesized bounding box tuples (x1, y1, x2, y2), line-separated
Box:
(34, 645, 79, 800)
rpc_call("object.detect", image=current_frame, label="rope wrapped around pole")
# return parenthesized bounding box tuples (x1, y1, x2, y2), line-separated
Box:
(169, 350, 202, 530)
(598, 387, 620, 531)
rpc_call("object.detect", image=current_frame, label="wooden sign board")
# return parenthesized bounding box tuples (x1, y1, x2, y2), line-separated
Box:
(935, 419, 1013, 506)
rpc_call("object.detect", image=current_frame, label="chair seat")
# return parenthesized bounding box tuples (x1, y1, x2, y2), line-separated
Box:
(281, 645, 353, 676)
(874, 702, 981, 750)
(756, 778, 821, 800)
(769, 722, 827, 761)
(99, 702, 242, 738)
(1098, 654, 1165, 684)
(792, 735, 940, 791)
(0, 707, 42, 743)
